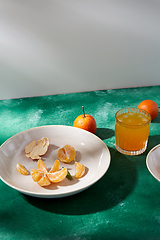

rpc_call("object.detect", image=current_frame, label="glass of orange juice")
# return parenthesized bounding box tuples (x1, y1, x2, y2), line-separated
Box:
(115, 108, 151, 155)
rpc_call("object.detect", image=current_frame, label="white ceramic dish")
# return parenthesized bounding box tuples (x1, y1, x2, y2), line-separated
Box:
(0, 125, 111, 198)
(146, 144, 160, 182)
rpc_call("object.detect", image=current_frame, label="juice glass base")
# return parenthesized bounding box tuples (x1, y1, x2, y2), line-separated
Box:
(115, 141, 148, 156)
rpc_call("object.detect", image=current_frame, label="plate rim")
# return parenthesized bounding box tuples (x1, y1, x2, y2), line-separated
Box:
(0, 125, 111, 198)
(146, 143, 160, 182)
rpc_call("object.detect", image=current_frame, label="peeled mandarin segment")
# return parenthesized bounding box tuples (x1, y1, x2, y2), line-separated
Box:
(49, 159, 60, 173)
(16, 163, 29, 175)
(37, 175, 51, 187)
(38, 159, 48, 173)
(75, 162, 85, 178)
(57, 144, 76, 163)
(47, 168, 67, 183)
(31, 169, 43, 182)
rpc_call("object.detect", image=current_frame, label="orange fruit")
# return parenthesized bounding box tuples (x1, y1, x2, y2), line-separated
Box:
(75, 162, 85, 178)
(16, 163, 29, 175)
(47, 168, 67, 183)
(138, 100, 159, 120)
(73, 106, 97, 134)
(57, 144, 76, 163)
(49, 159, 60, 173)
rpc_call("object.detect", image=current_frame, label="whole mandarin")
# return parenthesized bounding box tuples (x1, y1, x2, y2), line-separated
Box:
(73, 106, 97, 134)
(138, 100, 159, 120)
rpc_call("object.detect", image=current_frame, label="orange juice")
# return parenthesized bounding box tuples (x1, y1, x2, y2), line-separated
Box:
(115, 108, 151, 155)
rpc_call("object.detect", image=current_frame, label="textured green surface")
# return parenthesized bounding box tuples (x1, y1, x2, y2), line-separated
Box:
(0, 85, 160, 240)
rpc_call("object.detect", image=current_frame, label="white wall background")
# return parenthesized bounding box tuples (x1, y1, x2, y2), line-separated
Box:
(1, 0, 160, 100)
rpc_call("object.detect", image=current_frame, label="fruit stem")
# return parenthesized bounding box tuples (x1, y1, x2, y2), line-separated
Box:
(82, 106, 85, 118)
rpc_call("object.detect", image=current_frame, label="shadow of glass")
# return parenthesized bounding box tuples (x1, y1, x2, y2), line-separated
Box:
(151, 112, 160, 123)
(96, 128, 115, 140)
(21, 147, 137, 215)
(144, 134, 160, 155)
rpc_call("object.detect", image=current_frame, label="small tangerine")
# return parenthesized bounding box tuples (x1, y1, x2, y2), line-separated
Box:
(138, 100, 159, 120)
(73, 106, 97, 134)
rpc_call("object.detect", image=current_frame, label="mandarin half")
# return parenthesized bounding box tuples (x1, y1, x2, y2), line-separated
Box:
(57, 144, 76, 163)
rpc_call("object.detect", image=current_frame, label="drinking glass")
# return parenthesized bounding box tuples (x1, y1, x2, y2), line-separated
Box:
(115, 107, 151, 155)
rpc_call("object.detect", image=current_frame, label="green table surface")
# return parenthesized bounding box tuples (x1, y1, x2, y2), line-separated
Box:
(0, 85, 160, 240)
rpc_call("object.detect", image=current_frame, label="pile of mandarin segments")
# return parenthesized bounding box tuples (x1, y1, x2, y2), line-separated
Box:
(17, 140, 86, 187)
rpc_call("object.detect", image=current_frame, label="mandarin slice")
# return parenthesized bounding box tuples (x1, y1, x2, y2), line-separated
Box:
(47, 168, 67, 183)
(38, 159, 48, 173)
(16, 163, 29, 175)
(75, 162, 85, 178)
(37, 175, 51, 187)
(49, 159, 60, 173)
(31, 169, 51, 187)
(57, 144, 76, 163)
(31, 169, 42, 182)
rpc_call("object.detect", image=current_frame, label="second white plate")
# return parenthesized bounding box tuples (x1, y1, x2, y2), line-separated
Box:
(146, 144, 160, 182)
(0, 125, 111, 198)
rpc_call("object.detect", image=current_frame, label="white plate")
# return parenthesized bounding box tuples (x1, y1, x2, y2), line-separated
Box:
(0, 125, 110, 198)
(146, 144, 160, 182)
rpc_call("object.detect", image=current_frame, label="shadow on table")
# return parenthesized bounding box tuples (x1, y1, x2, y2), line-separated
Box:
(151, 112, 160, 123)
(22, 147, 137, 215)
(143, 134, 160, 156)
(95, 128, 115, 140)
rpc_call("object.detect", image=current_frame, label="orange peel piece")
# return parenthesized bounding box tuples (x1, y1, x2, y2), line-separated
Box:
(25, 137, 50, 160)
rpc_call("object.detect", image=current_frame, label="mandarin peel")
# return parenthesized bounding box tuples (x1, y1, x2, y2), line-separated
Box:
(25, 137, 50, 160)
